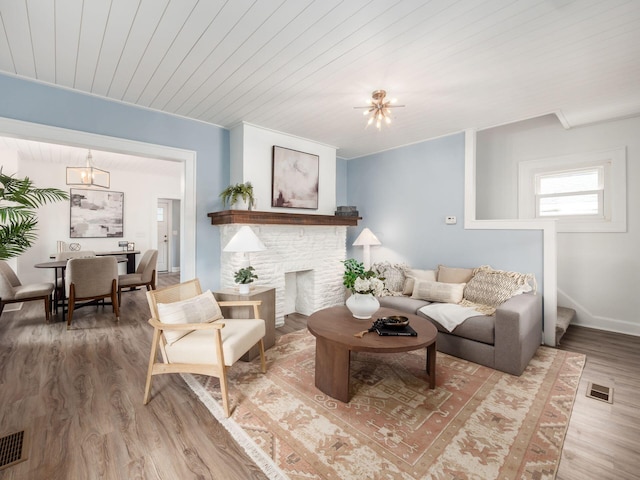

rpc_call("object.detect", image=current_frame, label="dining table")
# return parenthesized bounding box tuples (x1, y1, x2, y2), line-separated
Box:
(35, 256, 128, 320)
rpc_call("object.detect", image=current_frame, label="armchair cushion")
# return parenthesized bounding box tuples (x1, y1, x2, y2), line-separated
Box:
(157, 290, 223, 345)
(164, 318, 266, 366)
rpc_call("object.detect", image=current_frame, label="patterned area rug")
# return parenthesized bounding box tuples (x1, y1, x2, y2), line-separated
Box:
(183, 330, 585, 480)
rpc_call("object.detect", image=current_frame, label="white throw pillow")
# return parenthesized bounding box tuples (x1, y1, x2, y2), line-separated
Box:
(411, 280, 466, 304)
(157, 290, 223, 345)
(403, 268, 437, 295)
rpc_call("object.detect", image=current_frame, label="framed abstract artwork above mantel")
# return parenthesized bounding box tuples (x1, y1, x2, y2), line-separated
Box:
(271, 145, 319, 209)
(70, 188, 124, 238)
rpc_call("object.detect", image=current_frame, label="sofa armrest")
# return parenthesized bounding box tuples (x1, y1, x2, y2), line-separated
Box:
(494, 293, 543, 376)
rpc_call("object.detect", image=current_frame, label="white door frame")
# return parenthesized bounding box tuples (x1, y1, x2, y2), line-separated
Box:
(0, 117, 197, 281)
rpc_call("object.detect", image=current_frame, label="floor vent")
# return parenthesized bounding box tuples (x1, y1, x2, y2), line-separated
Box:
(586, 382, 613, 403)
(0, 430, 28, 471)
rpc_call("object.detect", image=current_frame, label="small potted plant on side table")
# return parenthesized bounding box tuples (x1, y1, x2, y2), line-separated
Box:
(234, 266, 258, 294)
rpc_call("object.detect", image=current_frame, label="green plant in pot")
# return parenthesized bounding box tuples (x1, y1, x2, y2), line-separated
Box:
(1, 169, 69, 260)
(342, 259, 385, 319)
(219, 182, 255, 211)
(234, 266, 258, 294)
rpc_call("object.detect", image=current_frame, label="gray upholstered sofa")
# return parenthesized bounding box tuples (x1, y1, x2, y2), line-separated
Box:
(374, 263, 543, 376)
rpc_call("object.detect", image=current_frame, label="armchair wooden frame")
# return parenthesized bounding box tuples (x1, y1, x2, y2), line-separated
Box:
(144, 279, 266, 417)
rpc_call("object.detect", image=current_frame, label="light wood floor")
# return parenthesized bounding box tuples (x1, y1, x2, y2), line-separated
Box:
(0, 275, 638, 479)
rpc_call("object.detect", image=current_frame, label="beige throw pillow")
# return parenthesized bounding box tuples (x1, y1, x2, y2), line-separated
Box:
(437, 265, 474, 284)
(156, 290, 224, 345)
(403, 268, 437, 295)
(411, 280, 466, 304)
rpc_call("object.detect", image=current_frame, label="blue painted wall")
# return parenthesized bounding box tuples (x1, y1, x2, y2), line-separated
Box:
(336, 157, 348, 206)
(0, 73, 544, 291)
(346, 133, 544, 288)
(0, 73, 228, 289)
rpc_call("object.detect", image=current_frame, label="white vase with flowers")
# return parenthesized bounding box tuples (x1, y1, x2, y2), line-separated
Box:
(342, 259, 385, 319)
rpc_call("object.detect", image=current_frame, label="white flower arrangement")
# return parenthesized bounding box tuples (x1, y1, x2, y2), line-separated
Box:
(353, 276, 385, 296)
(343, 259, 386, 296)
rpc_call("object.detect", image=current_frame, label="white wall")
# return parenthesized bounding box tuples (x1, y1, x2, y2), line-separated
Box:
(476, 114, 640, 336)
(230, 122, 337, 215)
(16, 159, 181, 285)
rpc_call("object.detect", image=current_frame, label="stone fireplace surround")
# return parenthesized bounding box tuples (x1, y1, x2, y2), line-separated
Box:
(211, 211, 360, 327)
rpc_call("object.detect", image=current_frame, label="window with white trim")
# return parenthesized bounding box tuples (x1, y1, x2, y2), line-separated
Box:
(535, 166, 604, 218)
(518, 148, 626, 233)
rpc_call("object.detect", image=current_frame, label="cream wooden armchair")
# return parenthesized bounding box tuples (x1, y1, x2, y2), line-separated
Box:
(144, 278, 266, 417)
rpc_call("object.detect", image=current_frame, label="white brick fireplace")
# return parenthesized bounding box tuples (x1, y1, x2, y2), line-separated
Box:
(219, 223, 348, 326)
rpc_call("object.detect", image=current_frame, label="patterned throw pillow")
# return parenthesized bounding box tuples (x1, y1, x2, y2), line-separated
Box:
(371, 261, 409, 296)
(156, 290, 223, 345)
(462, 266, 535, 314)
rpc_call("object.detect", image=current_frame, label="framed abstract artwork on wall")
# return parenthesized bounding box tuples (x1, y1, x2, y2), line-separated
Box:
(271, 145, 319, 209)
(70, 188, 124, 238)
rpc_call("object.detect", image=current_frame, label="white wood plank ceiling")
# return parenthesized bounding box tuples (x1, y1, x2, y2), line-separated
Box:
(0, 0, 639, 159)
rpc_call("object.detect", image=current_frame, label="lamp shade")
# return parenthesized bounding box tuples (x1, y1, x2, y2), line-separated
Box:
(223, 226, 266, 253)
(352, 228, 381, 246)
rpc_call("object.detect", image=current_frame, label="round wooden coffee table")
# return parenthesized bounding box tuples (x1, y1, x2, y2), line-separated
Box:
(307, 305, 437, 403)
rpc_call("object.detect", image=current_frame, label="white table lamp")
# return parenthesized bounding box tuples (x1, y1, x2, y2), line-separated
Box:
(352, 227, 381, 269)
(223, 226, 266, 267)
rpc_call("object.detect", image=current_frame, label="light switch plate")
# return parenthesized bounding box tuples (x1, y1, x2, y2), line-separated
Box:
(445, 216, 457, 224)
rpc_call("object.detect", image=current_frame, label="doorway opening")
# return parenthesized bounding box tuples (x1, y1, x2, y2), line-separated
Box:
(157, 199, 181, 273)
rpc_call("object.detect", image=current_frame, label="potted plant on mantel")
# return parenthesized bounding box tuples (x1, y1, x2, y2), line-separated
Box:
(219, 181, 255, 211)
(234, 266, 258, 295)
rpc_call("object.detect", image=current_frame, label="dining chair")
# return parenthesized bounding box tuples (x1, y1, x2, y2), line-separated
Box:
(65, 256, 119, 329)
(0, 261, 54, 322)
(117, 249, 157, 305)
(54, 251, 96, 293)
(144, 278, 266, 417)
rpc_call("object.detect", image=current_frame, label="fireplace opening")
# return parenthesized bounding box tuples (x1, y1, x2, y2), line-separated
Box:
(284, 270, 314, 315)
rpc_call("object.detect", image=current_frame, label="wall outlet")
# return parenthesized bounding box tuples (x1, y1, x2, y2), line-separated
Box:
(445, 216, 457, 224)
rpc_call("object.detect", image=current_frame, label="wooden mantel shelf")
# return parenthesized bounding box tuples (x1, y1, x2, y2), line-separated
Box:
(208, 210, 361, 226)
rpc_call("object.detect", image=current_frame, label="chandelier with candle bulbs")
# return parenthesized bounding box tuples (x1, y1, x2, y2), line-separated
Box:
(66, 149, 110, 188)
(354, 90, 404, 129)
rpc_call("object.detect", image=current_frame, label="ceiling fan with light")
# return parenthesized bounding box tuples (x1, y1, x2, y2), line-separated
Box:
(354, 90, 405, 129)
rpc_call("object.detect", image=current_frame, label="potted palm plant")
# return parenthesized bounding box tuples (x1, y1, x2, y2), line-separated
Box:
(0, 169, 69, 260)
(219, 182, 255, 210)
